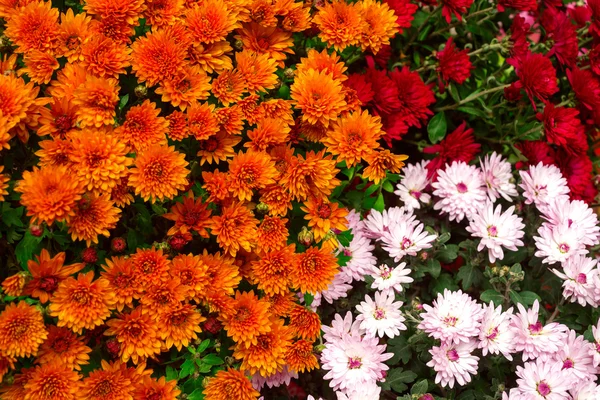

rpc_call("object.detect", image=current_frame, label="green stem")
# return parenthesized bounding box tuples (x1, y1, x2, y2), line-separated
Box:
(430, 7, 496, 37)
(403, 7, 438, 52)
(435, 84, 509, 112)
(468, 42, 504, 57)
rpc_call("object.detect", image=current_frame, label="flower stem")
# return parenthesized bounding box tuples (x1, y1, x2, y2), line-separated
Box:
(434, 84, 509, 112)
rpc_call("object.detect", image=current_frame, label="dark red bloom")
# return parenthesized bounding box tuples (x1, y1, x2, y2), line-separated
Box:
(514, 140, 556, 169)
(542, 11, 578, 67)
(507, 52, 558, 110)
(344, 74, 374, 106)
(29, 224, 44, 237)
(168, 234, 189, 252)
(386, 0, 418, 31)
(105, 337, 121, 358)
(110, 237, 126, 253)
(568, 5, 592, 28)
(423, 121, 481, 178)
(440, 0, 473, 23)
(589, 45, 600, 76)
(587, 0, 600, 37)
(380, 114, 409, 144)
(567, 68, 600, 113)
(441, 255, 465, 273)
(81, 248, 98, 264)
(436, 38, 474, 88)
(203, 315, 222, 334)
(364, 62, 401, 114)
(497, 0, 536, 13)
(538, 103, 587, 154)
(370, 45, 393, 69)
(504, 83, 523, 102)
(509, 15, 531, 59)
(556, 150, 598, 203)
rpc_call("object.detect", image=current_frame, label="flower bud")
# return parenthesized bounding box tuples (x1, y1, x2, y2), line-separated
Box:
(81, 248, 98, 264)
(256, 202, 269, 214)
(284, 68, 295, 80)
(298, 226, 314, 246)
(29, 224, 44, 237)
(234, 39, 244, 51)
(134, 85, 147, 98)
(111, 237, 126, 253)
(418, 395, 435, 400)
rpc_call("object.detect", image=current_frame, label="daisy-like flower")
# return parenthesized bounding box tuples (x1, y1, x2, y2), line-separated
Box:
(156, 65, 212, 110)
(380, 220, 437, 262)
(369, 263, 414, 295)
(311, 273, 352, 310)
(36, 325, 91, 371)
(291, 246, 339, 294)
(236, 50, 278, 94)
(338, 232, 376, 282)
(209, 202, 258, 257)
(133, 376, 181, 400)
(227, 151, 278, 202)
(288, 305, 321, 341)
(185, 0, 240, 44)
(466, 202, 525, 263)
(358, 0, 399, 54)
(362, 150, 408, 185)
(255, 215, 289, 254)
(312, 1, 365, 52)
(419, 289, 484, 344)
(37, 97, 78, 139)
(533, 221, 588, 265)
(139, 279, 186, 317)
(48, 272, 115, 334)
(79, 360, 133, 400)
(130, 29, 187, 87)
(211, 70, 247, 106)
(550, 329, 597, 381)
(157, 303, 205, 351)
(115, 100, 169, 153)
(169, 254, 211, 302)
(163, 192, 212, 237)
(356, 291, 406, 338)
(361, 206, 416, 240)
(130, 247, 171, 290)
(251, 366, 298, 390)
(395, 160, 431, 210)
(4, 1, 60, 54)
(515, 359, 571, 399)
(519, 162, 570, 212)
(301, 197, 348, 243)
(100, 256, 137, 311)
(165, 111, 188, 141)
(281, 150, 341, 201)
(129, 145, 189, 203)
(290, 69, 347, 127)
(19, 50, 59, 84)
(221, 291, 272, 348)
(551, 254, 599, 307)
(541, 197, 600, 247)
(80, 35, 131, 78)
(23, 362, 81, 400)
(510, 300, 569, 361)
(198, 131, 241, 166)
(478, 302, 515, 360)
(322, 311, 364, 342)
(104, 307, 163, 364)
(187, 40, 234, 74)
(0, 301, 48, 358)
(432, 161, 487, 223)
(67, 194, 121, 246)
(246, 118, 290, 152)
(187, 102, 219, 141)
(203, 368, 260, 400)
(427, 340, 479, 389)
(480, 152, 518, 202)
(591, 319, 600, 367)
(72, 75, 120, 128)
(572, 381, 600, 400)
(2, 272, 27, 297)
(251, 245, 296, 295)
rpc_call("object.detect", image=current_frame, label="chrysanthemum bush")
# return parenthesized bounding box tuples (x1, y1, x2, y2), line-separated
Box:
(1, 0, 600, 397)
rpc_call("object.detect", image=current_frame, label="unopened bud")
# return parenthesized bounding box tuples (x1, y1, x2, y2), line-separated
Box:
(256, 202, 269, 214)
(418, 395, 435, 400)
(298, 227, 314, 246)
(225, 356, 235, 366)
(284, 68, 295, 80)
(234, 39, 244, 51)
(134, 85, 147, 98)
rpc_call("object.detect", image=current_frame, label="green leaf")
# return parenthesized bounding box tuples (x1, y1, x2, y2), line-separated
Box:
(188, 389, 205, 400)
(449, 84, 461, 103)
(337, 230, 354, 247)
(202, 354, 224, 366)
(518, 291, 541, 306)
(197, 363, 212, 373)
(365, 183, 379, 196)
(166, 366, 178, 382)
(457, 106, 488, 118)
(179, 359, 196, 379)
(15, 230, 44, 269)
(197, 339, 211, 353)
(423, 259, 441, 279)
(381, 368, 417, 393)
(386, 336, 412, 365)
(480, 289, 504, 305)
(304, 293, 314, 307)
(432, 272, 459, 295)
(436, 245, 458, 263)
(457, 264, 476, 290)
(427, 112, 447, 144)
(119, 94, 129, 110)
(382, 180, 394, 193)
(373, 193, 385, 212)
(278, 84, 290, 99)
(509, 290, 525, 305)
(411, 380, 429, 395)
(337, 254, 351, 267)
(1, 204, 24, 228)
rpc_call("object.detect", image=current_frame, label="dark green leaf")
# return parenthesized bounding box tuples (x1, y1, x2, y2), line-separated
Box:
(509, 290, 525, 305)
(436, 245, 458, 263)
(480, 289, 504, 305)
(197, 339, 211, 353)
(373, 193, 385, 212)
(457, 106, 488, 118)
(15, 231, 44, 269)
(411, 380, 429, 395)
(457, 264, 476, 290)
(381, 368, 417, 393)
(304, 293, 314, 307)
(179, 359, 196, 379)
(423, 259, 441, 279)
(1, 204, 24, 228)
(386, 336, 412, 365)
(166, 366, 178, 382)
(382, 180, 394, 193)
(427, 112, 447, 144)
(202, 354, 224, 366)
(188, 389, 205, 400)
(119, 94, 129, 110)
(337, 230, 354, 247)
(432, 273, 459, 294)
(449, 84, 461, 103)
(518, 291, 541, 306)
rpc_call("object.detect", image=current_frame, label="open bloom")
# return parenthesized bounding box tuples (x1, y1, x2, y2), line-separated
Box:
(394, 160, 431, 210)
(478, 302, 515, 360)
(338, 232, 376, 282)
(534, 221, 588, 265)
(356, 291, 406, 338)
(466, 202, 525, 263)
(514, 359, 571, 399)
(519, 162, 570, 212)
(551, 255, 599, 307)
(541, 197, 600, 247)
(380, 220, 437, 261)
(550, 329, 597, 382)
(427, 340, 479, 389)
(480, 152, 518, 202)
(369, 263, 414, 295)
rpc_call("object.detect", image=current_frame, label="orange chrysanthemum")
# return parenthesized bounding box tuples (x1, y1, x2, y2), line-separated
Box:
(363, 150, 408, 184)
(4, 1, 60, 54)
(285, 339, 318, 373)
(69, 130, 133, 194)
(57, 9, 91, 62)
(298, 120, 328, 143)
(156, 65, 212, 110)
(236, 23, 294, 68)
(169, 253, 210, 301)
(203, 368, 259, 400)
(133, 376, 181, 400)
(37, 98, 78, 138)
(291, 69, 347, 127)
(111, 176, 134, 207)
(0, 354, 16, 382)
(49, 271, 116, 334)
(0, 73, 40, 138)
(36, 138, 73, 167)
(209, 202, 258, 256)
(46, 63, 87, 100)
(359, 0, 399, 54)
(259, 99, 295, 125)
(84, 0, 144, 25)
(221, 291, 271, 347)
(0, 113, 10, 151)
(187, 102, 220, 140)
(100, 256, 137, 311)
(323, 109, 384, 166)
(280, 2, 311, 32)
(265, 291, 296, 317)
(197, 130, 241, 165)
(247, 0, 277, 26)
(341, 85, 363, 113)
(163, 192, 212, 237)
(0, 367, 34, 400)
(130, 29, 187, 86)
(280, 150, 340, 201)
(187, 40, 233, 74)
(259, 184, 293, 216)
(128, 145, 189, 203)
(246, 118, 290, 152)
(269, 144, 295, 179)
(157, 303, 204, 351)
(0, 301, 48, 358)
(80, 35, 131, 78)
(36, 326, 92, 371)
(288, 304, 321, 340)
(216, 105, 245, 135)
(0, 166, 8, 202)
(313, 0, 365, 51)
(23, 362, 81, 400)
(23, 249, 84, 304)
(251, 244, 296, 295)
(202, 170, 231, 203)
(130, 247, 171, 289)
(291, 246, 338, 294)
(227, 151, 278, 201)
(255, 215, 289, 253)
(185, 0, 240, 44)
(105, 307, 162, 364)
(144, 0, 185, 27)
(89, 18, 135, 44)
(165, 111, 189, 141)
(297, 49, 348, 82)
(78, 360, 132, 400)
(115, 100, 169, 152)
(72, 75, 120, 128)
(301, 197, 348, 242)
(67, 194, 121, 246)
(212, 70, 246, 106)
(233, 318, 292, 377)
(238, 94, 262, 125)
(139, 279, 186, 317)
(16, 165, 84, 226)
(0, 0, 37, 19)
(2, 272, 28, 297)
(19, 50, 59, 85)
(236, 50, 278, 93)
(198, 250, 241, 297)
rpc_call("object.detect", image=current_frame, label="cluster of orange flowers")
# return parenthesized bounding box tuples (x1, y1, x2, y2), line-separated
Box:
(0, 0, 408, 397)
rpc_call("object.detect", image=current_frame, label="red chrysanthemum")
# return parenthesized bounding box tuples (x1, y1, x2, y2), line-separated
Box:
(440, 0, 473, 23)
(515, 140, 556, 169)
(507, 51, 558, 110)
(437, 38, 474, 87)
(385, 0, 417, 32)
(567, 67, 600, 125)
(557, 151, 598, 204)
(538, 103, 587, 155)
(497, 0, 536, 12)
(542, 10, 578, 67)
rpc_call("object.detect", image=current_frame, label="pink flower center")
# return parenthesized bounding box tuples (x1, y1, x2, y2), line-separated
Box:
(456, 182, 468, 193)
(343, 248, 352, 257)
(567, 218, 574, 228)
(562, 358, 574, 369)
(486, 326, 499, 340)
(348, 357, 362, 369)
(401, 237, 412, 250)
(443, 316, 458, 327)
(576, 273, 587, 284)
(380, 267, 392, 279)
(537, 381, 551, 396)
(410, 190, 422, 200)
(487, 225, 498, 237)
(558, 243, 570, 254)
(596, 342, 600, 353)
(446, 349, 459, 361)
(528, 321, 543, 335)
(373, 308, 386, 320)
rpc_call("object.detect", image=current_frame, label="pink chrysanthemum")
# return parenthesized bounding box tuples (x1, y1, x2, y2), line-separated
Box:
(478, 302, 515, 361)
(310, 273, 352, 311)
(251, 366, 298, 390)
(369, 263, 413, 295)
(550, 329, 597, 382)
(541, 197, 600, 247)
(338, 232, 377, 282)
(551, 255, 599, 307)
(322, 312, 363, 342)
(519, 162, 570, 212)
(427, 340, 479, 389)
(361, 206, 416, 240)
(514, 358, 571, 399)
(355, 291, 406, 338)
(479, 152, 518, 202)
(380, 220, 437, 262)
(394, 160, 431, 211)
(591, 319, 600, 367)
(534, 222, 588, 265)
